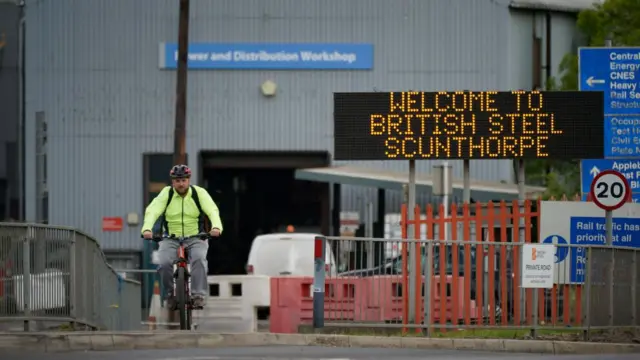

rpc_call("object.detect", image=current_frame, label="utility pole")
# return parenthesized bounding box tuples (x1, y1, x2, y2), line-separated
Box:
(173, 0, 190, 165)
(168, 0, 190, 329)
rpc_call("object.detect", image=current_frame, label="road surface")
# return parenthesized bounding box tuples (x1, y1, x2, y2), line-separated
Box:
(8, 345, 640, 360)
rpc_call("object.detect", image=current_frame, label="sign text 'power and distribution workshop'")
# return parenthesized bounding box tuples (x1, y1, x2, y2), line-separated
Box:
(333, 91, 604, 160)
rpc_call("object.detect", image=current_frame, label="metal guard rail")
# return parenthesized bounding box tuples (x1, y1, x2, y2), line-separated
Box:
(0, 222, 142, 331)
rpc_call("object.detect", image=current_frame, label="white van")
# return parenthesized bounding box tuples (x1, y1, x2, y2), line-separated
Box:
(246, 233, 337, 277)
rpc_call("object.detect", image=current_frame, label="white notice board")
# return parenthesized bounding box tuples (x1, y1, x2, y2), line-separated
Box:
(521, 244, 555, 289)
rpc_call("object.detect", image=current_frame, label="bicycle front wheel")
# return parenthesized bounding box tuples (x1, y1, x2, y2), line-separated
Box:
(176, 267, 188, 330)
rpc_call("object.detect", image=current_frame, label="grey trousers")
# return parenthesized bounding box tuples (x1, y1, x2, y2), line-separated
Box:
(157, 238, 209, 298)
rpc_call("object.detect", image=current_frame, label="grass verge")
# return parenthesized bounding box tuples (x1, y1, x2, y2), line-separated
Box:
(299, 325, 639, 343)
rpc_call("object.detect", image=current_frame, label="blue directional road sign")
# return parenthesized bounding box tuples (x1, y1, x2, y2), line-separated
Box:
(579, 47, 640, 158)
(580, 159, 640, 202)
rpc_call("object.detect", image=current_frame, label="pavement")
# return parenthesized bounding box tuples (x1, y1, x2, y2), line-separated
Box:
(0, 332, 639, 356)
(191, 317, 269, 333)
(4, 345, 640, 360)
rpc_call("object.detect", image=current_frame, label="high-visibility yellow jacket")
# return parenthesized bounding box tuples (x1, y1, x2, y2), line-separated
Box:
(141, 185, 223, 237)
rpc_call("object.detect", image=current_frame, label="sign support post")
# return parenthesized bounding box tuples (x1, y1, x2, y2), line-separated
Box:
(605, 210, 613, 246)
(517, 159, 528, 323)
(603, 37, 616, 249)
(590, 169, 631, 329)
(462, 160, 470, 202)
(605, 192, 614, 329)
(427, 163, 452, 331)
(407, 160, 417, 323)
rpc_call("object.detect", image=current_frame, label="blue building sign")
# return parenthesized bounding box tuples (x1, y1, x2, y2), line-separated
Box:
(580, 159, 640, 202)
(569, 216, 640, 283)
(158, 43, 374, 70)
(578, 47, 640, 158)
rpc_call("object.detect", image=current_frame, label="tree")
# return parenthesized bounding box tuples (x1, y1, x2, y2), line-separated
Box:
(526, 0, 640, 199)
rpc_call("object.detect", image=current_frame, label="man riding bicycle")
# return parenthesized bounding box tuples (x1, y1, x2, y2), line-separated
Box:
(141, 164, 223, 309)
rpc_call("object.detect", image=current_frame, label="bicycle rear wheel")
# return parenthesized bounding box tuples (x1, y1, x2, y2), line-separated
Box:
(176, 267, 188, 330)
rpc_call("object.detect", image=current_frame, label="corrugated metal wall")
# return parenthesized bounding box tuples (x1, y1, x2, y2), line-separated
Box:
(508, 9, 580, 90)
(23, 0, 563, 250)
(0, 3, 19, 185)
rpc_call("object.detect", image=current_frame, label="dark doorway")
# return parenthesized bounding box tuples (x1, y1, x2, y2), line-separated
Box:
(200, 151, 330, 275)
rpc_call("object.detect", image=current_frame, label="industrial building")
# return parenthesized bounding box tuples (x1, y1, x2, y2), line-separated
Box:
(0, 0, 20, 221)
(0, 0, 600, 271)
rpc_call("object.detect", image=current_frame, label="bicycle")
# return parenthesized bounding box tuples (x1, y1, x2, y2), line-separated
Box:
(143, 232, 212, 330)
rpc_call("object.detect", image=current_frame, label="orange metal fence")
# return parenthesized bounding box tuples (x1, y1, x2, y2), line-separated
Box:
(399, 199, 582, 333)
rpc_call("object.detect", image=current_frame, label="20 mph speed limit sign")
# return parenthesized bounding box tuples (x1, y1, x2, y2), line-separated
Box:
(589, 170, 631, 211)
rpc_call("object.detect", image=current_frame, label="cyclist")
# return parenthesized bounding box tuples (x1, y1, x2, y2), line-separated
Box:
(141, 164, 223, 309)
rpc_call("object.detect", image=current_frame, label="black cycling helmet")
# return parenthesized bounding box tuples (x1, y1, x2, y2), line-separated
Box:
(170, 164, 192, 179)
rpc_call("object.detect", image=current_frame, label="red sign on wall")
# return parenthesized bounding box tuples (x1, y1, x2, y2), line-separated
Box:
(102, 217, 124, 232)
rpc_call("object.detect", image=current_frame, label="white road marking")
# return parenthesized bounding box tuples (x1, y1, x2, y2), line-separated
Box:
(157, 357, 220, 360)
(158, 357, 352, 360)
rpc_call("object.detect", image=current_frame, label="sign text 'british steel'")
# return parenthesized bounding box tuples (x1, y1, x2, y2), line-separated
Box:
(333, 91, 604, 160)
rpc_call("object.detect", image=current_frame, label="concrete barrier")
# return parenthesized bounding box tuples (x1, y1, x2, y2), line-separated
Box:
(194, 275, 269, 332)
(1, 331, 639, 354)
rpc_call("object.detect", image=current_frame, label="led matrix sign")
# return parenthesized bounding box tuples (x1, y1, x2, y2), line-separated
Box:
(333, 91, 604, 160)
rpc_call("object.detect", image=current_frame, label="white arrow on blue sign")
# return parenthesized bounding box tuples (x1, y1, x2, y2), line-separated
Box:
(580, 159, 640, 202)
(578, 47, 640, 159)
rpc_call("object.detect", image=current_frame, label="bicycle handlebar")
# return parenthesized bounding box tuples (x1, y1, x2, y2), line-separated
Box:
(140, 232, 213, 242)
